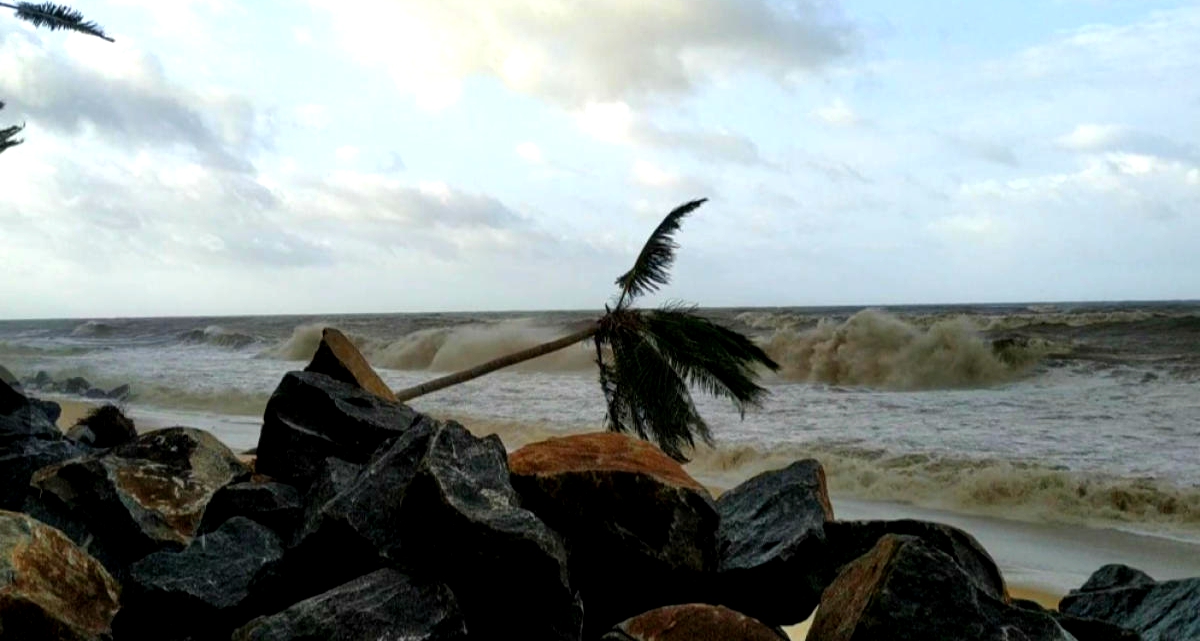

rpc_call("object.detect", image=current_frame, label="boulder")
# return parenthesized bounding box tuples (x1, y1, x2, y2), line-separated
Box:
(716, 458, 833, 625)
(30, 397, 62, 425)
(106, 384, 131, 401)
(25, 427, 251, 577)
(304, 327, 397, 401)
(288, 418, 581, 639)
(56, 376, 91, 395)
(28, 370, 54, 388)
(0, 510, 121, 641)
(112, 517, 285, 640)
(0, 437, 90, 510)
(1060, 564, 1200, 641)
(234, 568, 467, 641)
(602, 603, 788, 641)
(808, 534, 1072, 640)
(0, 379, 60, 442)
(821, 518, 1007, 600)
(84, 388, 108, 399)
(196, 479, 302, 541)
(0, 364, 16, 386)
(509, 432, 719, 638)
(255, 370, 422, 489)
(1011, 598, 1142, 641)
(297, 456, 363, 540)
(64, 404, 137, 448)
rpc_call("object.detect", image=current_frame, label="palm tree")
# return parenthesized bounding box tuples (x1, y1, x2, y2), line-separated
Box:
(394, 199, 780, 461)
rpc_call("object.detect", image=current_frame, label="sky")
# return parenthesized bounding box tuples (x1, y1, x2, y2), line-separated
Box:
(1, 0, 1198, 318)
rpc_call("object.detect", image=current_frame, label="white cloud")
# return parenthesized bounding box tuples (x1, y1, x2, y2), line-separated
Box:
(515, 141, 544, 164)
(311, 0, 855, 109)
(813, 98, 859, 127)
(1056, 123, 1197, 162)
(334, 145, 360, 163)
(631, 160, 679, 188)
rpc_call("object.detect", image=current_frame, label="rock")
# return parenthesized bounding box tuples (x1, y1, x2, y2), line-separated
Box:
(602, 603, 787, 641)
(304, 327, 397, 401)
(25, 427, 251, 578)
(84, 387, 109, 399)
(105, 384, 131, 401)
(0, 364, 16, 386)
(509, 432, 719, 638)
(297, 456, 363, 540)
(821, 518, 1008, 601)
(0, 437, 90, 510)
(290, 418, 581, 639)
(1011, 599, 1142, 641)
(112, 517, 285, 640)
(65, 404, 137, 448)
(0, 510, 121, 641)
(197, 479, 302, 541)
(808, 534, 1072, 640)
(0, 378, 61, 442)
(234, 568, 468, 641)
(255, 370, 422, 489)
(1060, 564, 1200, 641)
(30, 397, 62, 425)
(28, 370, 53, 388)
(56, 376, 91, 395)
(716, 458, 833, 625)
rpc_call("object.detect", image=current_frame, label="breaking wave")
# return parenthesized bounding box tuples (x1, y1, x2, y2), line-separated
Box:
(70, 320, 118, 337)
(761, 310, 1048, 389)
(178, 326, 259, 350)
(257, 320, 596, 372)
(683, 440, 1200, 537)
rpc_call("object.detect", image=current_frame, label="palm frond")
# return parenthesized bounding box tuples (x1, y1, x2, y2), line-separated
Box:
(598, 311, 711, 461)
(6, 2, 113, 41)
(641, 304, 779, 418)
(613, 198, 706, 309)
(1, 102, 23, 155)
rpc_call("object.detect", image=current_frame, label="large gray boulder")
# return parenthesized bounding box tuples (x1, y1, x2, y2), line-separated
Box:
(255, 371, 422, 489)
(1060, 564, 1200, 641)
(716, 458, 833, 625)
(112, 517, 285, 640)
(234, 568, 467, 641)
(0, 378, 60, 442)
(808, 534, 1072, 640)
(280, 418, 582, 639)
(0, 436, 91, 510)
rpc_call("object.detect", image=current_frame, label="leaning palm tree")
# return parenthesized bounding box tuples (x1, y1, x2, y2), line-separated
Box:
(394, 199, 780, 461)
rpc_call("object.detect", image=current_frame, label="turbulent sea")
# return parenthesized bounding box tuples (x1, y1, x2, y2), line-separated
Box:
(3, 301, 1200, 550)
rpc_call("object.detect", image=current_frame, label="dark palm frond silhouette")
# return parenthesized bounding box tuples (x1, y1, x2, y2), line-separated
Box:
(393, 199, 779, 461)
(1, 2, 113, 41)
(1, 102, 22, 154)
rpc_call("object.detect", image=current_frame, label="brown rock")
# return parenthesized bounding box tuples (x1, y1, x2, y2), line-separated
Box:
(509, 432, 719, 638)
(603, 603, 787, 640)
(304, 327, 396, 401)
(808, 534, 1071, 641)
(0, 510, 121, 641)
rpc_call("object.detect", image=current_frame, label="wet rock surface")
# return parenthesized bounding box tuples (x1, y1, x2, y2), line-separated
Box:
(0, 510, 122, 641)
(603, 603, 788, 641)
(197, 478, 302, 541)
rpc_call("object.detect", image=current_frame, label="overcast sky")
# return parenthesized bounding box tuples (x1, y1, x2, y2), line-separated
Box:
(1, 1, 1197, 318)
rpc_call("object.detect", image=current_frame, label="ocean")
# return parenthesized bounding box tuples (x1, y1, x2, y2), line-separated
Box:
(3, 300, 1199, 592)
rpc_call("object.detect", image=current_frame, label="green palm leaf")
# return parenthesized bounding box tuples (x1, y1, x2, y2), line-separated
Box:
(613, 198, 706, 309)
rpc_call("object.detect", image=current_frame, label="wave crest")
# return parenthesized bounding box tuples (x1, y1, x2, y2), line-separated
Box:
(178, 325, 258, 350)
(762, 309, 1040, 389)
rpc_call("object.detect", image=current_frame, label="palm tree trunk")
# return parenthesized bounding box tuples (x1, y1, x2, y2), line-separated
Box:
(393, 322, 600, 403)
